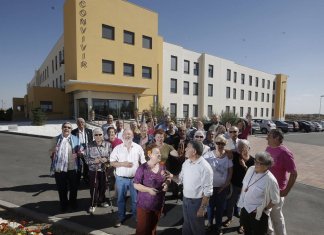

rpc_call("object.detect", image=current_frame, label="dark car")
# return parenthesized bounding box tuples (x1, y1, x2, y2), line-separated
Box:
(251, 121, 261, 134)
(297, 121, 315, 132)
(285, 121, 299, 132)
(273, 120, 292, 133)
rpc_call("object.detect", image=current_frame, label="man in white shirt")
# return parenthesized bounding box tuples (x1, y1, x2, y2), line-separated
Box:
(175, 140, 213, 235)
(110, 128, 146, 227)
(102, 114, 116, 140)
(115, 119, 124, 140)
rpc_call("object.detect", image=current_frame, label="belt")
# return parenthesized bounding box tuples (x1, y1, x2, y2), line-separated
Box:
(117, 175, 134, 179)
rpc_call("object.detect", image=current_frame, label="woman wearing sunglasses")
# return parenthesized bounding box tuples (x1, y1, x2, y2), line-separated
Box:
(85, 128, 112, 214)
(50, 122, 81, 212)
(204, 135, 233, 235)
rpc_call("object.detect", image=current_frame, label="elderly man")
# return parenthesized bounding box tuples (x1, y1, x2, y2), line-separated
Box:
(225, 126, 240, 153)
(155, 114, 172, 131)
(115, 119, 124, 140)
(206, 114, 222, 132)
(71, 117, 93, 183)
(102, 114, 116, 140)
(266, 129, 297, 235)
(110, 128, 146, 227)
(174, 140, 213, 235)
(203, 130, 216, 151)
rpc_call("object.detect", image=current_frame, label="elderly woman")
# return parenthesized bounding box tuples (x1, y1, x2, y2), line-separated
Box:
(204, 135, 233, 234)
(154, 129, 179, 165)
(224, 139, 255, 233)
(238, 152, 280, 235)
(134, 144, 171, 235)
(85, 128, 112, 214)
(193, 130, 210, 156)
(50, 122, 81, 212)
(139, 123, 154, 149)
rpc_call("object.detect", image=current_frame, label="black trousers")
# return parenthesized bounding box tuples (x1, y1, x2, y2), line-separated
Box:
(54, 170, 80, 210)
(240, 207, 268, 235)
(89, 170, 107, 206)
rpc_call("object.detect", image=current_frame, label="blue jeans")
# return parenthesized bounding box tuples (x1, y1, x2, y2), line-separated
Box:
(207, 186, 228, 229)
(182, 197, 205, 235)
(116, 176, 137, 221)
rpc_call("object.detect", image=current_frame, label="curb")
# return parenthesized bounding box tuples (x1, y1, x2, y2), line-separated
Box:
(0, 200, 113, 235)
(0, 131, 53, 139)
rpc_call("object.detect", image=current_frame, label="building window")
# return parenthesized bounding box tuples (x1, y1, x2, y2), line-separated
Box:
(267, 80, 270, 89)
(254, 107, 258, 117)
(59, 75, 62, 88)
(208, 65, 214, 78)
(233, 88, 236, 99)
(262, 79, 265, 88)
(193, 105, 198, 117)
(184, 60, 190, 74)
(55, 78, 58, 88)
(227, 69, 231, 81)
(248, 107, 251, 115)
(208, 105, 213, 117)
(55, 56, 58, 71)
(183, 81, 189, 95)
(256, 77, 259, 87)
(124, 30, 135, 45)
(272, 108, 274, 117)
(272, 94, 275, 103)
(59, 51, 62, 67)
(52, 81, 54, 87)
(208, 84, 213, 97)
(240, 107, 244, 117)
(225, 106, 230, 113)
(170, 78, 177, 93)
(226, 87, 231, 98)
(102, 59, 115, 74)
(241, 74, 245, 84)
(273, 81, 276, 90)
(261, 93, 265, 102)
(47, 66, 49, 78)
(255, 92, 258, 101)
(234, 72, 237, 83)
(102, 24, 115, 40)
(40, 101, 53, 112)
(193, 82, 198, 96)
(249, 75, 252, 86)
(193, 62, 199, 75)
(233, 106, 236, 114)
(261, 108, 264, 117)
(183, 104, 189, 118)
(240, 90, 244, 100)
(123, 63, 134, 76)
(248, 91, 252, 101)
(142, 35, 152, 49)
(267, 93, 270, 102)
(142, 66, 152, 79)
(266, 108, 269, 117)
(171, 56, 177, 71)
(52, 60, 54, 73)
(170, 103, 177, 117)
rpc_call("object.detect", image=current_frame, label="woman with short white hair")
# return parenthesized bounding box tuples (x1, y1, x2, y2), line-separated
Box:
(238, 151, 280, 235)
(193, 130, 210, 156)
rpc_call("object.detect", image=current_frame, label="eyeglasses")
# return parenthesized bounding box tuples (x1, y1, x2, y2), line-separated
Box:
(63, 126, 72, 129)
(215, 142, 226, 146)
(94, 134, 103, 136)
(229, 131, 238, 133)
(254, 160, 265, 166)
(195, 136, 204, 138)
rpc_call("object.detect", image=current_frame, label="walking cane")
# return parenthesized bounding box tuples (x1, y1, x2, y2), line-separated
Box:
(90, 165, 99, 215)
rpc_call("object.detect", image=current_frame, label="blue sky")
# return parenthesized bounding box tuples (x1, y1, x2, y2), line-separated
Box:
(0, 0, 323, 114)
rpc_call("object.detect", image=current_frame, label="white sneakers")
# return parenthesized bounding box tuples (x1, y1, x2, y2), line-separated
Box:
(89, 206, 96, 214)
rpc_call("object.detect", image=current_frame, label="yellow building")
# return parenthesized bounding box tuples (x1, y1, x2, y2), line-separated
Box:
(64, 0, 163, 119)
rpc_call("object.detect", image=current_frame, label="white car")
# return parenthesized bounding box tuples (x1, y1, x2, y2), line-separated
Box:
(252, 119, 277, 134)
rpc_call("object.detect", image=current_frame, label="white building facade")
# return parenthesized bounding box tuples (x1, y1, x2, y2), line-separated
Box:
(163, 42, 276, 119)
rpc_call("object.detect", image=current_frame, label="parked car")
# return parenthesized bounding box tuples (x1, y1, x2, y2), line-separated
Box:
(252, 119, 276, 134)
(285, 121, 299, 132)
(311, 121, 323, 132)
(297, 121, 315, 132)
(251, 121, 261, 134)
(273, 120, 293, 133)
(320, 121, 324, 130)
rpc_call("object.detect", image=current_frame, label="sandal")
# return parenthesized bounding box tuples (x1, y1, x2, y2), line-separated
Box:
(238, 226, 244, 234)
(223, 218, 232, 227)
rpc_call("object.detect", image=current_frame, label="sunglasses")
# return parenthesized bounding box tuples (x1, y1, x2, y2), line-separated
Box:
(215, 142, 226, 146)
(94, 134, 103, 136)
(229, 131, 237, 133)
(63, 126, 72, 129)
(195, 136, 204, 138)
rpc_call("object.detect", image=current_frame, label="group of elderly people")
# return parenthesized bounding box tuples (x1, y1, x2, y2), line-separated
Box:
(50, 114, 297, 235)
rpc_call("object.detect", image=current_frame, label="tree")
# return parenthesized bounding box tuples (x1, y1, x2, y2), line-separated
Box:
(31, 108, 47, 126)
(220, 111, 239, 125)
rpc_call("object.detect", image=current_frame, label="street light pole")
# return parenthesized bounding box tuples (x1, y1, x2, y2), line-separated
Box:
(319, 95, 324, 120)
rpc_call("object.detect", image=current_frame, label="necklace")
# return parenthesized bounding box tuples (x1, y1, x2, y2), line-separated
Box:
(244, 171, 268, 192)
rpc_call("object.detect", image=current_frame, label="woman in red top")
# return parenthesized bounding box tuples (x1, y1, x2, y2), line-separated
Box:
(237, 114, 252, 140)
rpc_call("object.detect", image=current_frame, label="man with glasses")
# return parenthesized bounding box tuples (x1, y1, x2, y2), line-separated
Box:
(72, 117, 93, 183)
(194, 130, 210, 156)
(266, 129, 297, 235)
(50, 122, 81, 212)
(225, 126, 240, 153)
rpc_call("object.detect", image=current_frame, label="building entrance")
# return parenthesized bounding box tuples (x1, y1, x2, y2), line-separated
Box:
(92, 99, 134, 119)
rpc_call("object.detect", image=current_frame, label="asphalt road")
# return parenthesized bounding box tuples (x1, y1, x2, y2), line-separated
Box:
(0, 133, 324, 234)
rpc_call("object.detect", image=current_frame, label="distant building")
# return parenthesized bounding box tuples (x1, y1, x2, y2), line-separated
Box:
(20, 0, 287, 121)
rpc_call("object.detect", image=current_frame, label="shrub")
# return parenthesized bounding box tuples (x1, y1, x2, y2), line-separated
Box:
(31, 108, 47, 126)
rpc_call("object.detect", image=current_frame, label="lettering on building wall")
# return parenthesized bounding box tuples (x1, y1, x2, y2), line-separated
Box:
(78, 0, 87, 68)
